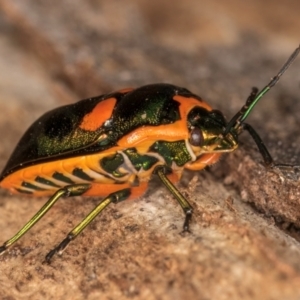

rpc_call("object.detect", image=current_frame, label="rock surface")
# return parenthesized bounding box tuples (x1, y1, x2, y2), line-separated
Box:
(0, 1, 300, 299)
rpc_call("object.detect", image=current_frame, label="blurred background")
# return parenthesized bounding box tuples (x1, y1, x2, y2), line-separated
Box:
(0, 0, 299, 159)
(0, 1, 300, 299)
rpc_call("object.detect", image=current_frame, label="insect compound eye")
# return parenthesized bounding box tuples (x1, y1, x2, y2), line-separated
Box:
(189, 127, 204, 147)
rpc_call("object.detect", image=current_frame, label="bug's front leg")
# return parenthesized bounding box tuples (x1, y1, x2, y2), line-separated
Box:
(154, 165, 193, 233)
(242, 123, 300, 177)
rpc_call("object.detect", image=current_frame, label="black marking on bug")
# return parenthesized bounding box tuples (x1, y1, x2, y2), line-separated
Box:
(35, 176, 61, 188)
(52, 172, 75, 184)
(14, 188, 33, 194)
(100, 153, 127, 178)
(110, 84, 181, 138)
(21, 181, 46, 191)
(89, 167, 115, 180)
(72, 168, 94, 181)
(188, 107, 227, 133)
(44, 114, 73, 140)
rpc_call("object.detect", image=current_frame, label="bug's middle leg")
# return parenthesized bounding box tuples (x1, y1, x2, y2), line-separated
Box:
(44, 183, 148, 263)
(155, 165, 193, 233)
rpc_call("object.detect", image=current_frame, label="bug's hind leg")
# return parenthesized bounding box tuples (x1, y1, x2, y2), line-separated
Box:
(44, 188, 132, 263)
(0, 184, 91, 256)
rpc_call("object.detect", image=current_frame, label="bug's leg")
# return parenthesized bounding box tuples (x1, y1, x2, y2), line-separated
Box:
(242, 123, 300, 174)
(44, 188, 131, 263)
(155, 165, 193, 233)
(0, 184, 91, 256)
(241, 123, 274, 166)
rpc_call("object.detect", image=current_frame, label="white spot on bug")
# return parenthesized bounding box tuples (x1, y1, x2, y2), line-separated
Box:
(141, 113, 147, 119)
(104, 119, 112, 127)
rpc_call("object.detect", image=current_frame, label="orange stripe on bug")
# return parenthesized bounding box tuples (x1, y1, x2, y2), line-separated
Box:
(79, 97, 117, 131)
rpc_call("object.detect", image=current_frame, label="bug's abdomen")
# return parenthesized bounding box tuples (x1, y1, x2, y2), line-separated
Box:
(0, 147, 169, 196)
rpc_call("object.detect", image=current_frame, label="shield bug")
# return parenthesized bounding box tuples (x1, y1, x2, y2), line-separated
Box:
(0, 46, 299, 263)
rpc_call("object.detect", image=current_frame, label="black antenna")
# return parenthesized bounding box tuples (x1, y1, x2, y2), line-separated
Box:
(224, 45, 300, 135)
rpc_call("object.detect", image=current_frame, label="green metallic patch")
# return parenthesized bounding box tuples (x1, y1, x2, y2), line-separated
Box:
(35, 176, 61, 188)
(100, 153, 126, 178)
(124, 148, 159, 171)
(72, 168, 94, 181)
(149, 141, 191, 167)
(52, 172, 75, 184)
